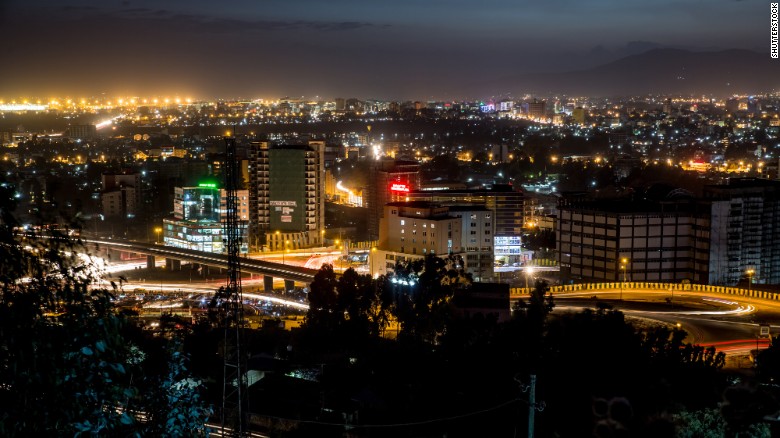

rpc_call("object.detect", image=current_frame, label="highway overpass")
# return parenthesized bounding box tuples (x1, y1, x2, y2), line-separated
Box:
(83, 239, 318, 291)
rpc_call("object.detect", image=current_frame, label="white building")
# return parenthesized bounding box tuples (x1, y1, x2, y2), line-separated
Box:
(372, 201, 494, 281)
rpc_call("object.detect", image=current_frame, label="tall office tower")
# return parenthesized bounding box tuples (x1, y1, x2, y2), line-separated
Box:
(705, 178, 780, 286)
(248, 141, 325, 251)
(367, 158, 421, 241)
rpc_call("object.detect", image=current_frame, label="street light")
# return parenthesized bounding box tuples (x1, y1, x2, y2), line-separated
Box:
(747, 268, 755, 294)
(154, 227, 162, 244)
(524, 266, 535, 291)
(620, 258, 628, 301)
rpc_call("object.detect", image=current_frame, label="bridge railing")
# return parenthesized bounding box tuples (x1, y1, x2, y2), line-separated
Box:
(509, 282, 779, 302)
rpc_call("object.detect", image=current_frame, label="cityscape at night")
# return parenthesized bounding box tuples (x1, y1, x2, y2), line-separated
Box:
(1, 0, 780, 437)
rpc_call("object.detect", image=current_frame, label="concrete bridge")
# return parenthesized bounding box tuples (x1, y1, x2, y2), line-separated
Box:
(83, 239, 318, 292)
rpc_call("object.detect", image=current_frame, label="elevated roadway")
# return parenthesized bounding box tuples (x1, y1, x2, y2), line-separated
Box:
(83, 239, 318, 288)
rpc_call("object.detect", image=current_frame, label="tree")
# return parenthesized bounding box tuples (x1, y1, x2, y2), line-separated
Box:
(0, 178, 211, 436)
(303, 265, 391, 345)
(389, 254, 471, 344)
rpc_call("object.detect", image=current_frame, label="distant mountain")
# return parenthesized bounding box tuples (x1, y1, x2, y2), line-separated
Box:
(484, 49, 780, 97)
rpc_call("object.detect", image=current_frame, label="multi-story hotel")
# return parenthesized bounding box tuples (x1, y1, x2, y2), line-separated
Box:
(373, 201, 494, 281)
(248, 141, 325, 251)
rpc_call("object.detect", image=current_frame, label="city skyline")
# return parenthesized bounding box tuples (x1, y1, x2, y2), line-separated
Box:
(0, 0, 773, 99)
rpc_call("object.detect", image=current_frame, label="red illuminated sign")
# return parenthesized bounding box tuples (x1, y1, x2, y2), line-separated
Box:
(390, 183, 410, 193)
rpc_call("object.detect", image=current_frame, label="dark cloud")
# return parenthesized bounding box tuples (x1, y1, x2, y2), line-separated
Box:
(0, 0, 767, 99)
(50, 6, 379, 32)
(58, 5, 100, 12)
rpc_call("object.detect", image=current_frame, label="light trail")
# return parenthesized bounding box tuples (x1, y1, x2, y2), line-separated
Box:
(634, 304, 756, 317)
(242, 293, 308, 310)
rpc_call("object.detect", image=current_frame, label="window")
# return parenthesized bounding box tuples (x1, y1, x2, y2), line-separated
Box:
(485, 222, 491, 227)
(401, 229, 405, 234)
(471, 222, 477, 227)
(470, 214, 477, 219)
(400, 220, 405, 225)
(431, 224, 435, 229)
(485, 230, 491, 235)
(470, 230, 476, 235)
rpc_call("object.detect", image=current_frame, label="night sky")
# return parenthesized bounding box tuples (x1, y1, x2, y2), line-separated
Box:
(0, 0, 770, 100)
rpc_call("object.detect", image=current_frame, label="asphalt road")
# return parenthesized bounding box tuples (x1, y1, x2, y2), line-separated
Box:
(548, 290, 780, 355)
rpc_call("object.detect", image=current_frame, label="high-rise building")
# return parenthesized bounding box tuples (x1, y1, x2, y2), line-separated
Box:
(248, 141, 325, 251)
(704, 178, 780, 286)
(367, 158, 421, 240)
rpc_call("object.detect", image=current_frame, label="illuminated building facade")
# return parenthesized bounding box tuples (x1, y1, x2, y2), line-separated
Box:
(248, 141, 325, 251)
(374, 202, 494, 281)
(163, 184, 248, 254)
(367, 158, 421, 240)
(406, 185, 525, 263)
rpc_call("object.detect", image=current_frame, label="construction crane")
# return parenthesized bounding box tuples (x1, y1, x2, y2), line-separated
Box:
(217, 134, 248, 436)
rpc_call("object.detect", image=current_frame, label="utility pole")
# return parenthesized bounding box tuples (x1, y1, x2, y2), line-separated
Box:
(527, 374, 536, 438)
(219, 134, 248, 436)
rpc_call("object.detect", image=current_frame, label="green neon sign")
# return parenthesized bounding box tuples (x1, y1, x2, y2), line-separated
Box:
(198, 183, 217, 188)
